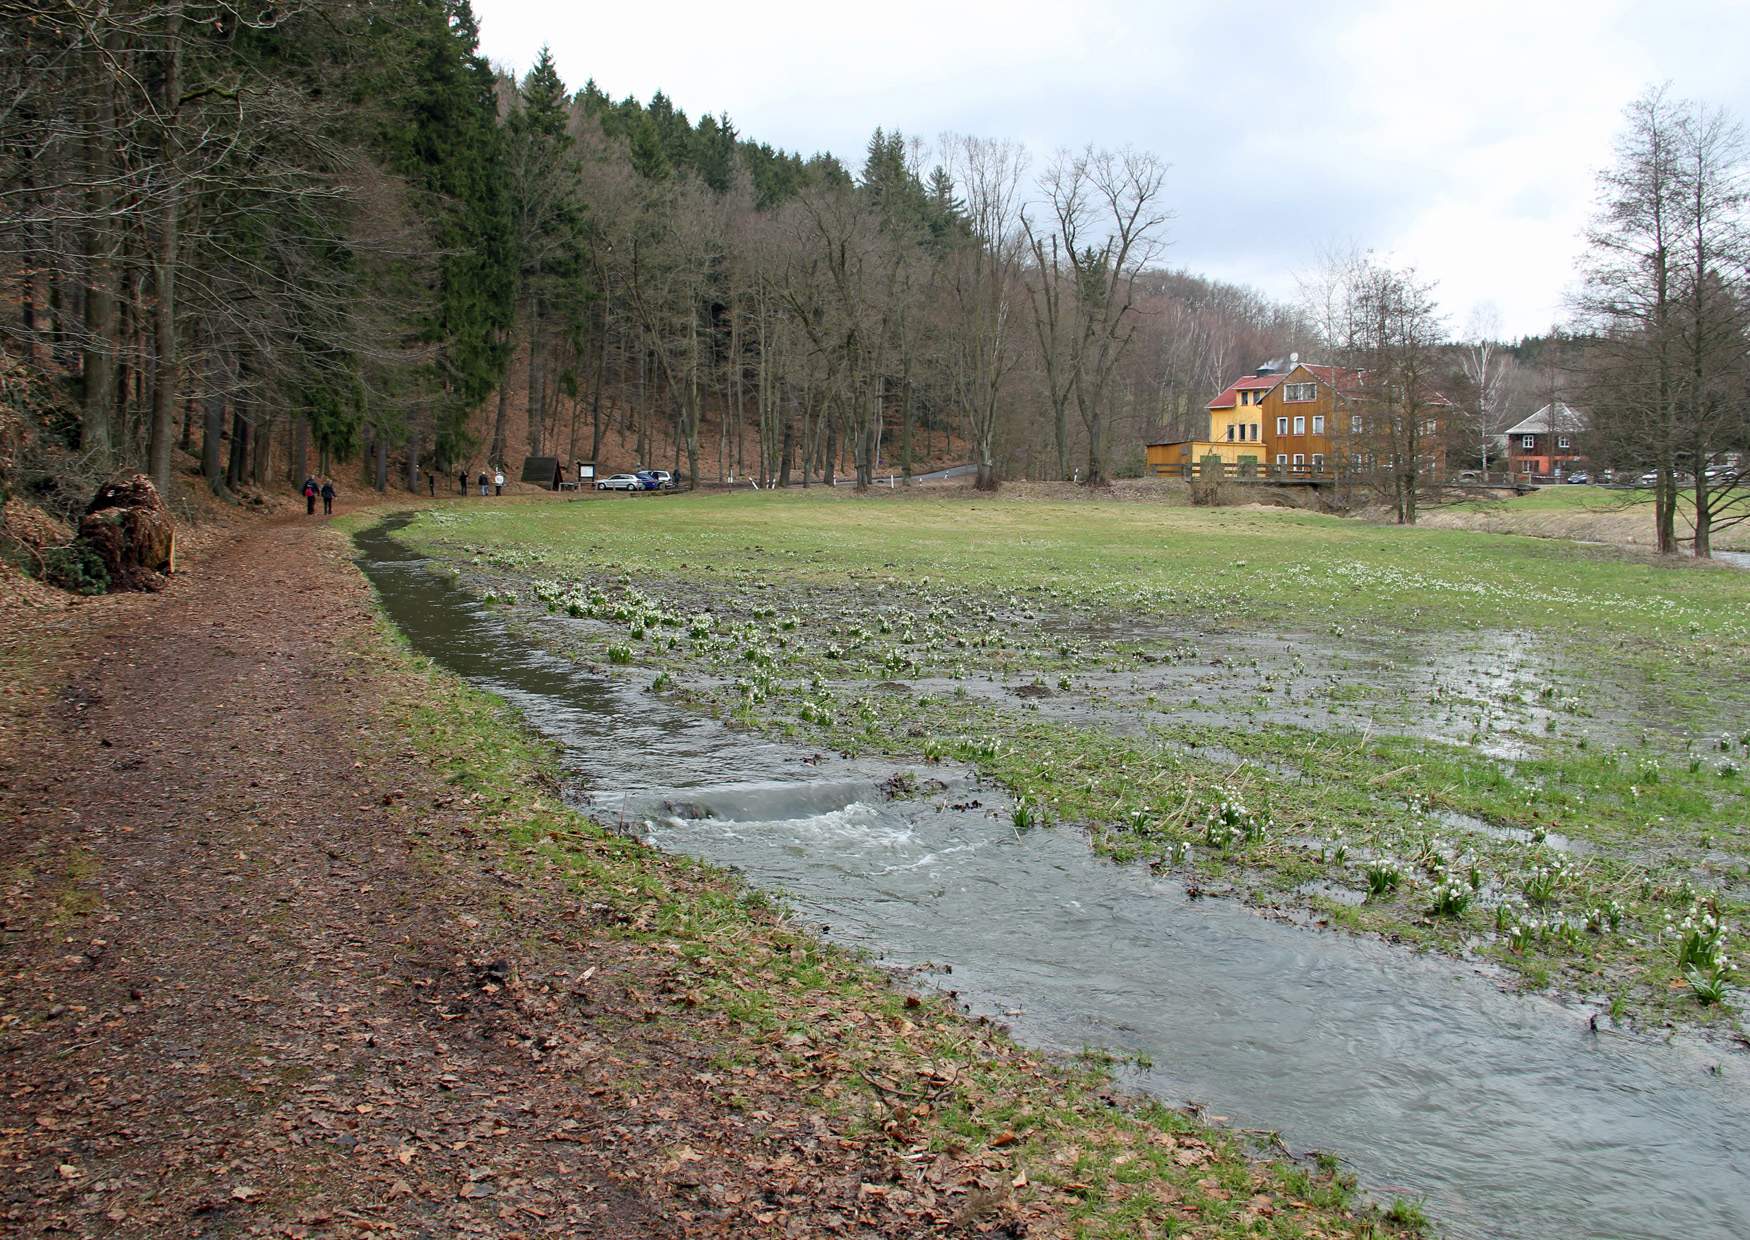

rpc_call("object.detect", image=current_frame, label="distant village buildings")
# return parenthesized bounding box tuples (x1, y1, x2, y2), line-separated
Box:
(1147, 357, 1449, 481)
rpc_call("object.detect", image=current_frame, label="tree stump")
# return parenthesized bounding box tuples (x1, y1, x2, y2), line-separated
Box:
(78, 474, 176, 591)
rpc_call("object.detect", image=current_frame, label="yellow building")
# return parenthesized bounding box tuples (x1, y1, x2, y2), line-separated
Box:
(1146, 373, 1277, 475)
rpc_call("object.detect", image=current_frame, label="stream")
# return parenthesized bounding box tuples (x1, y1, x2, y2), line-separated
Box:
(356, 519, 1750, 1240)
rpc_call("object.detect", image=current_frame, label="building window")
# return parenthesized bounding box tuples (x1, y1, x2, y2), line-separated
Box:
(1351, 414, 1363, 433)
(1557, 436, 1570, 449)
(1226, 425, 1235, 442)
(1349, 452, 1362, 467)
(1312, 453, 1325, 469)
(1293, 453, 1305, 466)
(1312, 415, 1325, 434)
(1284, 382, 1316, 402)
(1293, 416, 1306, 434)
(1276, 416, 1288, 435)
(1275, 454, 1287, 466)
(1522, 435, 1536, 449)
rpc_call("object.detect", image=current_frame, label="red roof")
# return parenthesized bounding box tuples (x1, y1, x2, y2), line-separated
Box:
(1205, 372, 1283, 409)
(1295, 363, 1363, 391)
(1205, 382, 1241, 410)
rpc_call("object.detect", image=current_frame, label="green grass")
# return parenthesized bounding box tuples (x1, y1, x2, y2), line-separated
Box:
(392, 490, 1749, 1030)
(407, 490, 1750, 643)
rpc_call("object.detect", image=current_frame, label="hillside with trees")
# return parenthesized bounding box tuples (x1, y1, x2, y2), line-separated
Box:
(4, 6, 1746, 551)
(2, 0, 1316, 521)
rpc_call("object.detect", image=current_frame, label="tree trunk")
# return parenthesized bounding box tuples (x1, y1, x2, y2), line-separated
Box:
(490, 328, 512, 466)
(290, 416, 308, 483)
(374, 432, 389, 492)
(251, 411, 270, 485)
(525, 292, 545, 459)
(202, 395, 225, 492)
(226, 411, 249, 489)
(1085, 407, 1105, 486)
(145, 6, 183, 493)
(1693, 474, 1711, 558)
(80, 32, 120, 468)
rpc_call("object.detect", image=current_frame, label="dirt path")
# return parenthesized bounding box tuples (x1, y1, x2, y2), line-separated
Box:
(0, 512, 1012, 1237)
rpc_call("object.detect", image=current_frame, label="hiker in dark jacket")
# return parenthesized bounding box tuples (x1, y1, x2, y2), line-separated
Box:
(320, 478, 336, 516)
(458, 468, 468, 495)
(428, 469, 436, 497)
(302, 476, 318, 515)
(478, 471, 489, 497)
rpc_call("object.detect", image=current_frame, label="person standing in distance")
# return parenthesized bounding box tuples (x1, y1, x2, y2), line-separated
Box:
(320, 477, 336, 516)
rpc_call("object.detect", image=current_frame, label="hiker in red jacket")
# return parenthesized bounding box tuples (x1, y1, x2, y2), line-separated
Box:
(302, 476, 318, 515)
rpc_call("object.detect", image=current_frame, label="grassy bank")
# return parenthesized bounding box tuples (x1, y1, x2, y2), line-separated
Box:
(351, 543, 1420, 1238)
(1421, 483, 1750, 553)
(392, 490, 1748, 1031)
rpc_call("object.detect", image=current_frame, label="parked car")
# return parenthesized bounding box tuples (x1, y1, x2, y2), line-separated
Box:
(633, 468, 674, 490)
(596, 473, 644, 491)
(1637, 470, 1660, 487)
(1564, 471, 1590, 484)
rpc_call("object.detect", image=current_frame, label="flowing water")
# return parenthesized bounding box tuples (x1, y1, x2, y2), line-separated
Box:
(357, 520, 1750, 1240)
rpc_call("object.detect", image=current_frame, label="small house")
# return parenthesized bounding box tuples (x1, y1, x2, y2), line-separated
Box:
(1504, 404, 1587, 479)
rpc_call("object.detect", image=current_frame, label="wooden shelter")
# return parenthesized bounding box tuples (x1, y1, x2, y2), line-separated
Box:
(520, 456, 563, 490)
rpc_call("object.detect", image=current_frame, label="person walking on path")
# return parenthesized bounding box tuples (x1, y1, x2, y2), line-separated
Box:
(494, 469, 505, 496)
(320, 478, 336, 516)
(478, 471, 489, 497)
(458, 469, 468, 495)
(302, 476, 318, 516)
(428, 470, 436, 497)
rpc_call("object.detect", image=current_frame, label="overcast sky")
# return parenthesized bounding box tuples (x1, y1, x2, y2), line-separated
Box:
(472, 0, 1750, 340)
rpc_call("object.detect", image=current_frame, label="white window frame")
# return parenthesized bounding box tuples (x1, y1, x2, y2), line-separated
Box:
(1312, 415, 1325, 435)
(1276, 416, 1288, 436)
(1312, 453, 1325, 469)
(1557, 436, 1570, 449)
(1293, 453, 1305, 466)
(1351, 414, 1363, 434)
(1226, 424, 1235, 442)
(1284, 382, 1316, 402)
(1293, 415, 1306, 434)
(1522, 435, 1536, 449)
(1275, 453, 1287, 466)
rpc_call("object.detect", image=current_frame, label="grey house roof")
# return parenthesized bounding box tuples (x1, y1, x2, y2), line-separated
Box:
(1503, 402, 1589, 437)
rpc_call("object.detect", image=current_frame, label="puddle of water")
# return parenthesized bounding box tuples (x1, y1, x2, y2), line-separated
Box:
(1432, 808, 1582, 854)
(357, 521, 1750, 1240)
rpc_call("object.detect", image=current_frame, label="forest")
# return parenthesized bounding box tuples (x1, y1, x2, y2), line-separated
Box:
(0, 0, 1342, 506)
(2, 2, 1746, 544)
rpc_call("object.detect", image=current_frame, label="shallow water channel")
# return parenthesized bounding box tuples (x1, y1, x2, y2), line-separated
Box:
(357, 521, 1750, 1240)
